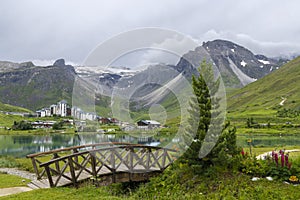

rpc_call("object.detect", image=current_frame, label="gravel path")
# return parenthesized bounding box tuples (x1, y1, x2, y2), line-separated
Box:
(0, 187, 33, 197)
(0, 168, 36, 181)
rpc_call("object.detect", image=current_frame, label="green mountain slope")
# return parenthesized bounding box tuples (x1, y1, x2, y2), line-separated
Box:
(228, 56, 300, 115)
(0, 101, 31, 113)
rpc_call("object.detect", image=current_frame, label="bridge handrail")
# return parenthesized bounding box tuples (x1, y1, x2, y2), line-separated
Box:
(39, 145, 176, 167)
(26, 142, 135, 158)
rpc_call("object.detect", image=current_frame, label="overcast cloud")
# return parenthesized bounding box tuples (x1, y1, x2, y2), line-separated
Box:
(1, 0, 300, 65)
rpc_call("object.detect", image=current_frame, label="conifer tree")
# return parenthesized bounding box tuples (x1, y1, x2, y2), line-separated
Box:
(180, 60, 239, 170)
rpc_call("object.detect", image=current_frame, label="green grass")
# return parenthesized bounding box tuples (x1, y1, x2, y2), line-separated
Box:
(0, 173, 30, 189)
(0, 185, 123, 200)
(1, 146, 300, 199)
(1, 171, 300, 200)
(0, 156, 20, 168)
(0, 102, 31, 113)
(228, 57, 300, 114)
(0, 113, 25, 128)
(242, 146, 300, 156)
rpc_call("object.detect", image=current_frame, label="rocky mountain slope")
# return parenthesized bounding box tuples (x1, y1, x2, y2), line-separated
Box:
(77, 39, 288, 115)
(82, 39, 288, 98)
(176, 40, 288, 87)
(0, 59, 75, 110)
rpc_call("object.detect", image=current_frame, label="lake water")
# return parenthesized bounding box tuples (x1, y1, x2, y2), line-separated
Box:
(0, 133, 161, 157)
(0, 133, 299, 157)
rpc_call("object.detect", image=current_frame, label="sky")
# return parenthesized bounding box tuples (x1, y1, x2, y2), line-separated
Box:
(1, 0, 300, 66)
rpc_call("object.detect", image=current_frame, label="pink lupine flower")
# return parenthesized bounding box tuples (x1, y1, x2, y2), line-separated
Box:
(281, 152, 285, 167)
(274, 153, 279, 167)
(285, 154, 289, 167)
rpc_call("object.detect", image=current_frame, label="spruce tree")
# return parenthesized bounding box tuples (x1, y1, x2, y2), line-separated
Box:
(180, 60, 239, 170)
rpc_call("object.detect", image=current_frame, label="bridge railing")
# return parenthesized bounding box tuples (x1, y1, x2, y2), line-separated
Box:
(38, 145, 176, 187)
(26, 142, 135, 180)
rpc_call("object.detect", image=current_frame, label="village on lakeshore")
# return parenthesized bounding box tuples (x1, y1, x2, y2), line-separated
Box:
(2, 100, 161, 132)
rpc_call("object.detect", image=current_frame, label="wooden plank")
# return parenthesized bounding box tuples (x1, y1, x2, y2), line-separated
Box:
(30, 179, 50, 189)
(27, 182, 40, 190)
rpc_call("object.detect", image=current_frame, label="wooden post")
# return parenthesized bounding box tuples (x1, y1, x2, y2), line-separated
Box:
(53, 153, 60, 173)
(68, 157, 77, 187)
(45, 165, 54, 187)
(111, 149, 116, 183)
(161, 149, 166, 170)
(73, 149, 79, 170)
(129, 147, 134, 172)
(110, 149, 115, 170)
(112, 169, 116, 183)
(129, 147, 134, 181)
(91, 153, 97, 177)
(146, 148, 151, 171)
(31, 158, 40, 180)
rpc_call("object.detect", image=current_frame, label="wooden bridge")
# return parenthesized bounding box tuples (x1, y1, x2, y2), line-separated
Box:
(26, 142, 176, 188)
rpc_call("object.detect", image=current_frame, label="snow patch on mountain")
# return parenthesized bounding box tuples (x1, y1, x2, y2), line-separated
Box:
(240, 60, 247, 67)
(258, 59, 270, 65)
(75, 66, 138, 77)
(229, 58, 256, 86)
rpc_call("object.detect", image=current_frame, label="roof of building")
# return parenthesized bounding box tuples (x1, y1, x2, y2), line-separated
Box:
(138, 120, 161, 125)
(58, 100, 68, 104)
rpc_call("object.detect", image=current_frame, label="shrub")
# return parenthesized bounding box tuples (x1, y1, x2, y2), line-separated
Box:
(12, 120, 33, 130)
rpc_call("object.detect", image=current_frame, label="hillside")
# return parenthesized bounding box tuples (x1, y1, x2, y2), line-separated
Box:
(0, 59, 76, 110)
(228, 56, 300, 116)
(0, 102, 31, 113)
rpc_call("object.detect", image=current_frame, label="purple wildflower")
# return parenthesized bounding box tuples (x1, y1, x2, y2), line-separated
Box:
(285, 153, 289, 167)
(274, 153, 279, 167)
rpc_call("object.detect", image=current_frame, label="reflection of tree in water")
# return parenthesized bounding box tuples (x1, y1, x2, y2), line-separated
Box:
(73, 134, 82, 146)
(51, 134, 76, 149)
(12, 135, 34, 144)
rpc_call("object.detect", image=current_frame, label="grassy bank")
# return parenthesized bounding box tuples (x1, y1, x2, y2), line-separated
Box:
(0, 173, 30, 189)
(1, 167, 300, 200)
(1, 147, 300, 199)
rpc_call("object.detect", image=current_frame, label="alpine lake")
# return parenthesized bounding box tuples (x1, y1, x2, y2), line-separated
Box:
(1, 132, 300, 157)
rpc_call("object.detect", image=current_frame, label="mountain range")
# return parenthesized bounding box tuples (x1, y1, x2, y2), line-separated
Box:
(0, 39, 291, 112)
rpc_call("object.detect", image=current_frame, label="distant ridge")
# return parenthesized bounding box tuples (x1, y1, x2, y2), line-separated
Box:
(0, 59, 76, 110)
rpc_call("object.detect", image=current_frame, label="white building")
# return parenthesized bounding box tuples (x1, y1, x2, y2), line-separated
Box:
(57, 100, 67, 117)
(36, 109, 46, 117)
(85, 112, 97, 121)
(50, 104, 57, 116)
(45, 108, 51, 117)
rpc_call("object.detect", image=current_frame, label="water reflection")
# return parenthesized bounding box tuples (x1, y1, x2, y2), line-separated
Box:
(0, 133, 299, 158)
(237, 134, 300, 148)
(0, 133, 161, 157)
